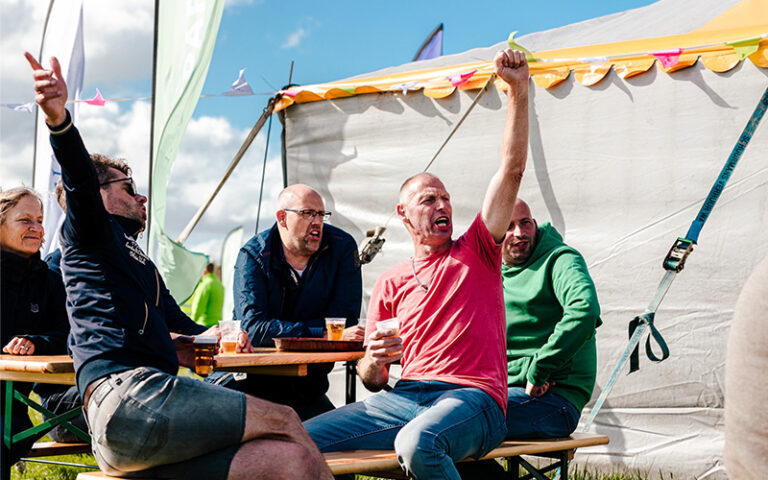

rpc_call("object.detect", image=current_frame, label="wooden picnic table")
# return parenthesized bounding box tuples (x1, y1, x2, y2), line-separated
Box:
(1, 348, 364, 480)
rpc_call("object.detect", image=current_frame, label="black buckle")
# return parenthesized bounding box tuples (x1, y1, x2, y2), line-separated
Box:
(663, 238, 695, 272)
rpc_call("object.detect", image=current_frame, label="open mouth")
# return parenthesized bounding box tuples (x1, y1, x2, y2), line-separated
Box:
(307, 228, 322, 241)
(434, 216, 450, 229)
(510, 241, 529, 251)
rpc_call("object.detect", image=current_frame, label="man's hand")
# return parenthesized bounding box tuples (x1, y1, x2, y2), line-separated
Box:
(24, 52, 68, 127)
(237, 328, 254, 353)
(525, 380, 556, 398)
(365, 328, 403, 366)
(356, 327, 403, 391)
(494, 48, 529, 88)
(2, 337, 36, 356)
(342, 325, 366, 341)
(173, 335, 198, 369)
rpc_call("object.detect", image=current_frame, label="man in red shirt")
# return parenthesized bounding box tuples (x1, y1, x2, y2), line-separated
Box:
(305, 49, 530, 480)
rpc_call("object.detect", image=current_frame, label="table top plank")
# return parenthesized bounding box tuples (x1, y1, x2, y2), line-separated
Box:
(214, 348, 364, 368)
(0, 354, 75, 373)
(1, 349, 364, 377)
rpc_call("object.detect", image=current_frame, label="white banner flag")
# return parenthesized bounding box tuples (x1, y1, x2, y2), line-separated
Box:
(33, 0, 85, 258)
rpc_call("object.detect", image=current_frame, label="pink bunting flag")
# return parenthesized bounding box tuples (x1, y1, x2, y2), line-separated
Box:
(83, 88, 107, 106)
(448, 69, 477, 87)
(650, 49, 682, 69)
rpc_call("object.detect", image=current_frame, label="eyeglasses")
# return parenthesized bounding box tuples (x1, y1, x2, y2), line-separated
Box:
(284, 208, 332, 220)
(100, 176, 137, 197)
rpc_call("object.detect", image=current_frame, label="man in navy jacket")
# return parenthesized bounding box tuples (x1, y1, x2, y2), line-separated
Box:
(215, 184, 363, 420)
(27, 53, 332, 480)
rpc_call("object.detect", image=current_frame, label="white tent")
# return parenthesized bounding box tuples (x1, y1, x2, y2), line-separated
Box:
(277, 0, 768, 476)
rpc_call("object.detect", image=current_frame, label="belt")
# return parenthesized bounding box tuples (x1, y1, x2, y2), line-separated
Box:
(83, 375, 111, 413)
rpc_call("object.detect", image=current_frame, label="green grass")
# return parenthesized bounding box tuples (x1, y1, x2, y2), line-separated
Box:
(9, 393, 97, 480)
(356, 462, 676, 480)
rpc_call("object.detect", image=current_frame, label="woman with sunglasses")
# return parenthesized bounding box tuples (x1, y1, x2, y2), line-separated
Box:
(0, 186, 72, 465)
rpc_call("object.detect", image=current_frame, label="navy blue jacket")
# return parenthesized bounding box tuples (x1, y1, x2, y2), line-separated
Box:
(1, 250, 69, 354)
(49, 112, 205, 398)
(232, 222, 362, 398)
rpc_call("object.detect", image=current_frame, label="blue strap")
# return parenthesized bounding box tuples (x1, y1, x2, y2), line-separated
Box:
(686, 85, 768, 243)
(580, 85, 768, 436)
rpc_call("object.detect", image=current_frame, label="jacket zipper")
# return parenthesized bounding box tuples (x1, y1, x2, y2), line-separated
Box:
(139, 302, 148, 335)
(154, 269, 160, 307)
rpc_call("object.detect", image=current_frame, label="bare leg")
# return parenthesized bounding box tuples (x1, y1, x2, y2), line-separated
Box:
(228, 394, 332, 480)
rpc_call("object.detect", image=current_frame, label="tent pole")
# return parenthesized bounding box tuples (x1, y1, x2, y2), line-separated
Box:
(175, 96, 277, 244)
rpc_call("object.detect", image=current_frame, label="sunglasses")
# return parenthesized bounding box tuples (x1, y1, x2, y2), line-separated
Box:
(283, 208, 332, 220)
(100, 176, 137, 197)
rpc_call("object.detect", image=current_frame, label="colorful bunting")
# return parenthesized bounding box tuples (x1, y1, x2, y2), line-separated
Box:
(3, 103, 34, 112)
(223, 68, 254, 96)
(448, 70, 477, 87)
(650, 48, 682, 69)
(727, 37, 761, 60)
(507, 31, 536, 62)
(396, 81, 419, 95)
(83, 88, 106, 106)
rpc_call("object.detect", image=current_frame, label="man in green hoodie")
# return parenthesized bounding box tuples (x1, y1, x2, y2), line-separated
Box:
(458, 198, 602, 479)
(500, 198, 601, 437)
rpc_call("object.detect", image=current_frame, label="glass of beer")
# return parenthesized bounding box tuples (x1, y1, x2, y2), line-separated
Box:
(219, 320, 241, 354)
(325, 317, 346, 341)
(193, 336, 218, 376)
(376, 317, 399, 338)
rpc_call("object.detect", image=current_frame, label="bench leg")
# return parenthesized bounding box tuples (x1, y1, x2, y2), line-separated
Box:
(560, 450, 568, 480)
(505, 456, 520, 480)
(345, 360, 356, 404)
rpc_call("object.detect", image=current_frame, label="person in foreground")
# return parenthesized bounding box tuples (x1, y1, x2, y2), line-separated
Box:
(0, 187, 74, 465)
(27, 52, 333, 480)
(459, 199, 601, 478)
(725, 254, 768, 479)
(304, 48, 530, 480)
(212, 184, 363, 420)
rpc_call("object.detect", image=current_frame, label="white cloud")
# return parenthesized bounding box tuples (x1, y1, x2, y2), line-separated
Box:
(0, 0, 283, 260)
(281, 27, 307, 49)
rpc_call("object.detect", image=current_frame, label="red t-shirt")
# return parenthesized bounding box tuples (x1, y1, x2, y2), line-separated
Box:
(366, 213, 508, 412)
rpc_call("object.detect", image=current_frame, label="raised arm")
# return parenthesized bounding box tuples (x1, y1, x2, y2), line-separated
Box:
(25, 52, 67, 127)
(26, 53, 112, 243)
(481, 49, 530, 242)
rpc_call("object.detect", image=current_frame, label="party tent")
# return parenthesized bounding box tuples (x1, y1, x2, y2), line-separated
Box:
(276, 0, 768, 476)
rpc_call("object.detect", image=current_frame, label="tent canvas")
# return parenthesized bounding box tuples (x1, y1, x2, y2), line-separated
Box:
(280, 0, 768, 477)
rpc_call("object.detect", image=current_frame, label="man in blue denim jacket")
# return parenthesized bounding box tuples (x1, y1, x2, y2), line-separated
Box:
(212, 184, 363, 420)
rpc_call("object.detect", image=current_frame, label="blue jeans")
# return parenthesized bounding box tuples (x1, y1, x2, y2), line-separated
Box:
(457, 387, 581, 480)
(505, 387, 580, 438)
(304, 380, 506, 480)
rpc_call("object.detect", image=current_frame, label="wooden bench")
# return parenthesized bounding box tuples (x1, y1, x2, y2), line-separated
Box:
(76, 432, 608, 480)
(25, 441, 91, 458)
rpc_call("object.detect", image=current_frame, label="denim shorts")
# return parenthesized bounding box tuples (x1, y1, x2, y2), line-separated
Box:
(85, 367, 246, 479)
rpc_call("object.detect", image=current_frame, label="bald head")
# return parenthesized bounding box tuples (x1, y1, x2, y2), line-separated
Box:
(276, 184, 326, 266)
(278, 184, 324, 211)
(502, 198, 538, 266)
(398, 172, 443, 206)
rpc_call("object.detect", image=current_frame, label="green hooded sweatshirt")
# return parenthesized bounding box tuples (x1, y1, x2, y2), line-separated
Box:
(502, 222, 601, 411)
(191, 272, 225, 327)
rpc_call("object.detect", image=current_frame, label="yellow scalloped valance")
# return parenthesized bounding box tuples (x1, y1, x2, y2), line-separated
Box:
(275, 0, 768, 112)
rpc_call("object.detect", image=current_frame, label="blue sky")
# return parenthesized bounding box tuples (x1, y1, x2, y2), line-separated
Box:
(0, 0, 658, 256)
(197, 0, 657, 129)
